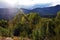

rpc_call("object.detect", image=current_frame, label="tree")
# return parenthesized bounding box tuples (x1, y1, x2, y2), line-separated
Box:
(0, 27, 9, 37)
(12, 12, 42, 39)
(54, 11, 60, 35)
(0, 19, 8, 28)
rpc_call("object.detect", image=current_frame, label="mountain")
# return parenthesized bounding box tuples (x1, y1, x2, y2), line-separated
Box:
(0, 8, 19, 20)
(21, 5, 60, 18)
(0, 2, 20, 20)
(15, 3, 52, 9)
(0, 5, 60, 20)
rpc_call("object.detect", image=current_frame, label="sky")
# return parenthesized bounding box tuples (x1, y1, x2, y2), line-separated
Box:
(0, 0, 60, 8)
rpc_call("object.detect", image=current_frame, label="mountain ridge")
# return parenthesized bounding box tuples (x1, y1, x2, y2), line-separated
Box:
(0, 5, 60, 20)
(21, 5, 60, 17)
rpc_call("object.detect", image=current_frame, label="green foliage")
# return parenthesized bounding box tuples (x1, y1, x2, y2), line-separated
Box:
(54, 11, 60, 35)
(32, 26, 46, 40)
(0, 19, 8, 28)
(56, 11, 60, 19)
(0, 27, 9, 37)
(27, 12, 41, 25)
(0, 11, 60, 40)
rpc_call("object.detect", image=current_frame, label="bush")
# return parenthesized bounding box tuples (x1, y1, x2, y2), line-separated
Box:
(0, 27, 9, 37)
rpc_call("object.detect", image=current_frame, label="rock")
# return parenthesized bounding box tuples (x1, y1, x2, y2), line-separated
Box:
(5, 37, 13, 40)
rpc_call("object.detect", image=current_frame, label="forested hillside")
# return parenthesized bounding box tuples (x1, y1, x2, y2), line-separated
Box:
(0, 11, 60, 40)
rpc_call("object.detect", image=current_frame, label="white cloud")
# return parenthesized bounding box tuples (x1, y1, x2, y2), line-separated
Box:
(18, 0, 60, 6)
(0, 0, 60, 6)
(0, 0, 17, 6)
(18, 0, 34, 6)
(18, 0, 52, 6)
(51, 0, 60, 6)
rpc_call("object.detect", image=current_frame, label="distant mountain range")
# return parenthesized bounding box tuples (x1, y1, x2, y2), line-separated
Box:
(0, 5, 60, 20)
(0, 8, 19, 20)
(21, 5, 60, 18)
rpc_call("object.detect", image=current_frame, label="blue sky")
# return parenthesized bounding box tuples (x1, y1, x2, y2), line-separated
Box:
(0, 0, 60, 8)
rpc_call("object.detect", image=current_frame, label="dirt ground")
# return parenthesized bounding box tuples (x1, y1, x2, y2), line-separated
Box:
(0, 37, 31, 40)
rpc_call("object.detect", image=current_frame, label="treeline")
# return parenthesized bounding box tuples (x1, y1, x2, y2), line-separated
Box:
(0, 11, 60, 40)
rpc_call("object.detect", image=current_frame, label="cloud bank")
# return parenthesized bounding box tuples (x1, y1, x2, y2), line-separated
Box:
(0, 0, 60, 7)
(18, 0, 60, 6)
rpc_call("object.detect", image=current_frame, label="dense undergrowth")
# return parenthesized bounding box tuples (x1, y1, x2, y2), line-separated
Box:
(0, 11, 60, 40)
